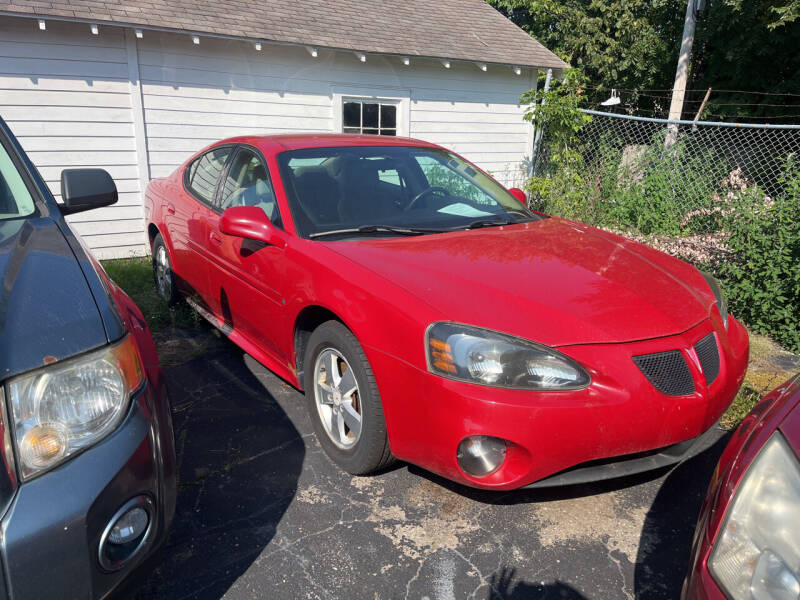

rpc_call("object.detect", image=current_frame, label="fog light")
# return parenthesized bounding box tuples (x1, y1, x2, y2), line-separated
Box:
(108, 507, 149, 544)
(457, 435, 507, 477)
(99, 496, 154, 571)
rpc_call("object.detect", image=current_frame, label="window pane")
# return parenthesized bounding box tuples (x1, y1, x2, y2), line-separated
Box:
(414, 155, 494, 204)
(363, 128, 379, 135)
(0, 142, 35, 220)
(363, 103, 379, 128)
(380, 105, 396, 129)
(379, 128, 396, 136)
(218, 149, 281, 227)
(343, 102, 361, 127)
(343, 127, 361, 134)
(188, 147, 231, 204)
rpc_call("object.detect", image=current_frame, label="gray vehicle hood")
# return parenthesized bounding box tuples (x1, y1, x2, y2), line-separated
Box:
(0, 216, 108, 381)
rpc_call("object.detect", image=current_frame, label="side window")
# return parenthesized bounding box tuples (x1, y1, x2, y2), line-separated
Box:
(186, 147, 232, 205)
(218, 148, 282, 228)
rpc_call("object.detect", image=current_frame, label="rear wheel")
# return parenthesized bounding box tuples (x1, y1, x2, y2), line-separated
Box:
(303, 321, 394, 474)
(152, 233, 179, 306)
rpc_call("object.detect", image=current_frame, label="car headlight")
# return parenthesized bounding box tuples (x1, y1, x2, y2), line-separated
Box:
(6, 335, 144, 481)
(702, 271, 729, 329)
(709, 433, 800, 599)
(426, 322, 590, 390)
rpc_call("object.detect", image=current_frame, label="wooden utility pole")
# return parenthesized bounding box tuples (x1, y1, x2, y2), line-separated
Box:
(666, 0, 698, 147)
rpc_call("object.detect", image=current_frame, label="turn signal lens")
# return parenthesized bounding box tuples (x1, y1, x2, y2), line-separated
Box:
(19, 423, 68, 468)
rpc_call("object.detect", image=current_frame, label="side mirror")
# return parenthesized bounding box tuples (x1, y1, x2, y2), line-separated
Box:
(507, 187, 528, 206)
(59, 168, 118, 215)
(220, 206, 285, 248)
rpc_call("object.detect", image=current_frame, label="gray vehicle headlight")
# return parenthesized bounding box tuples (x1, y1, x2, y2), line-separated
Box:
(702, 271, 729, 329)
(426, 322, 590, 390)
(6, 336, 144, 480)
(709, 433, 800, 599)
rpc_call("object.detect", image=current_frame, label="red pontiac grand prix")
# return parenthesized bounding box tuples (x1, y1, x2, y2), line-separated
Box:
(144, 134, 749, 490)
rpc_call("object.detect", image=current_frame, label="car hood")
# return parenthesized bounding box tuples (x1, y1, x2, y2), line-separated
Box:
(0, 217, 108, 381)
(325, 218, 713, 346)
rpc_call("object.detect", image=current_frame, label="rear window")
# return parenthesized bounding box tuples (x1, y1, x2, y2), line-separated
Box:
(186, 147, 232, 205)
(0, 141, 35, 220)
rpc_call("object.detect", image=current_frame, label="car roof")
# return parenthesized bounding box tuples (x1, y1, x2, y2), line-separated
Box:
(213, 133, 442, 153)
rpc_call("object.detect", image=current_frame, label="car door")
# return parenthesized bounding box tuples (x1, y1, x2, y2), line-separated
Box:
(204, 145, 289, 358)
(179, 145, 234, 314)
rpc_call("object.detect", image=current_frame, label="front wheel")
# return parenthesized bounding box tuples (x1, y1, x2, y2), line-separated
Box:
(303, 321, 394, 474)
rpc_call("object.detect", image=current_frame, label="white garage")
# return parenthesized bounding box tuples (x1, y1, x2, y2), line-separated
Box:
(0, 1, 566, 258)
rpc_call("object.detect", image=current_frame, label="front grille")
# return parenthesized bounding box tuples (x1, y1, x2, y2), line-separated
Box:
(633, 350, 695, 396)
(694, 333, 720, 385)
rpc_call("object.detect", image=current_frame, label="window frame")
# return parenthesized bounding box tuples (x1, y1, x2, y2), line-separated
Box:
(333, 92, 409, 137)
(0, 121, 43, 221)
(342, 99, 398, 136)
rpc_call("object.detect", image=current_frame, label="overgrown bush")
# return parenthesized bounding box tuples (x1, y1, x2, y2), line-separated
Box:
(716, 158, 800, 352)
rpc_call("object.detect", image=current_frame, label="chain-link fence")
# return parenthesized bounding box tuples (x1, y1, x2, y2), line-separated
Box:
(529, 109, 800, 246)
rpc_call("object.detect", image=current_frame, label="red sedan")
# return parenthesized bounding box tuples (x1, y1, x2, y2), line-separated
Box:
(683, 374, 800, 599)
(144, 134, 748, 490)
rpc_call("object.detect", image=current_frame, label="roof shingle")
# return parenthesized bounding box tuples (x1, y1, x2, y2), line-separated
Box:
(0, 0, 569, 69)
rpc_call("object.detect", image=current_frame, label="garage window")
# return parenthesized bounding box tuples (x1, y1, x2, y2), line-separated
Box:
(343, 100, 397, 136)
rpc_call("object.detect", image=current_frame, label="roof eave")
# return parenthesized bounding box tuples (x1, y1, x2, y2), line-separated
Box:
(0, 10, 570, 71)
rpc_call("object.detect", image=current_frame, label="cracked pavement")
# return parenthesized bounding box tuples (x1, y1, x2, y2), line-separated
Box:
(131, 336, 729, 600)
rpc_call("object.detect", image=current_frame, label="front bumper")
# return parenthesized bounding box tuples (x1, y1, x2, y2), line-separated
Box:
(0, 378, 177, 600)
(368, 316, 748, 490)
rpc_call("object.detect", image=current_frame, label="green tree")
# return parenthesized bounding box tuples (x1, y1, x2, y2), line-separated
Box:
(690, 0, 800, 120)
(489, 0, 686, 109)
(725, 0, 800, 27)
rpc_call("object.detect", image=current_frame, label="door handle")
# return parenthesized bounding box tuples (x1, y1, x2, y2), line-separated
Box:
(166, 203, 176, 215)
(209, 230, 223, 246)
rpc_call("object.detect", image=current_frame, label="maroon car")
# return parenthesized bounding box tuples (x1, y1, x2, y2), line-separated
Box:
(683, 374, 800, 599)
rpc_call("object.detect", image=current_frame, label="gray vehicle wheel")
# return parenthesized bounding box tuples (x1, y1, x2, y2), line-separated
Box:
(152, 233, 179, 306)
(303, 320, 394, 474)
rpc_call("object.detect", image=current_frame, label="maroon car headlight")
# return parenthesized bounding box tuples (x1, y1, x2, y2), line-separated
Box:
(5, 336, 144, 481)
(426, 323, 590, 390)
(709, 433, 800, 599)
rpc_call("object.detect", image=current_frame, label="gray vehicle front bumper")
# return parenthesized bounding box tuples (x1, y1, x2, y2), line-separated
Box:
(0, 379, 176, 600)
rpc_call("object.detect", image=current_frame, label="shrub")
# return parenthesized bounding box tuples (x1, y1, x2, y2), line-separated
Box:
(716, 158, 800, 352)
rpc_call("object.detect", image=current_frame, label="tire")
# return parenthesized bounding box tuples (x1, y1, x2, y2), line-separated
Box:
(303, 320, 394, 474)
(152, 233, 179, 306)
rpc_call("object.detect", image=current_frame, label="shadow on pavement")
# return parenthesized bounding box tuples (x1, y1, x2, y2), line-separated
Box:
(487, 567, 589, 599)
(633, 430, 732, 599)
(132, 347, 305, 599)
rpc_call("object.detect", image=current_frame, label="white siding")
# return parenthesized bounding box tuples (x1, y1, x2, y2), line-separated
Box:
(0, 17, 145, 259)
(1, 16, 537, 258)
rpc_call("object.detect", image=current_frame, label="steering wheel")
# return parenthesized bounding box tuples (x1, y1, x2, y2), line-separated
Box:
(405, 186, 449, 211)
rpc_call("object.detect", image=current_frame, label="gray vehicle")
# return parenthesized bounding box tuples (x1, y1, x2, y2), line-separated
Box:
(0, 116, 176, 598)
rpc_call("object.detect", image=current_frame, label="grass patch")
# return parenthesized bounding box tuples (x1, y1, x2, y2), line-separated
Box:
(721, 332, 800, 430)
(102, 257, 201, 334)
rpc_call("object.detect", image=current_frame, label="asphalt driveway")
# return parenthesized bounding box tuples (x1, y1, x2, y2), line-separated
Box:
(131, 330, 728, 600)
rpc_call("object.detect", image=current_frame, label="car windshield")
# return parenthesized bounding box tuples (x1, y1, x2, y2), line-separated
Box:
(0, 140, 35, 221)
(276, 145, 542, 238)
